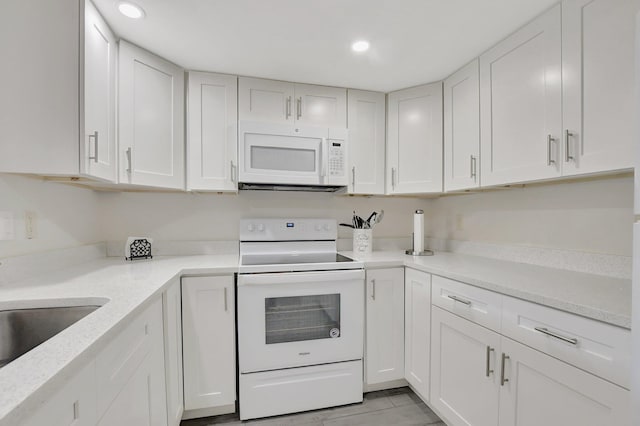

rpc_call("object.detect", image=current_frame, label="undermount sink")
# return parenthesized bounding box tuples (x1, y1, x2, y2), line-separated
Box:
(0, 305, 101, 368)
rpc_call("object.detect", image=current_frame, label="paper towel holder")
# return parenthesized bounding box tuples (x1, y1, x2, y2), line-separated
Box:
(405, 232, 434, 256)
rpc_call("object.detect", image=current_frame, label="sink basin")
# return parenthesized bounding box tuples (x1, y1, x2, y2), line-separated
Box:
(0, 305, 100, 368)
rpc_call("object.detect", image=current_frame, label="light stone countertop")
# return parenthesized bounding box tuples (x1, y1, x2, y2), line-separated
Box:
(0, 249, 631, 424)
(342, 250, 631, 330)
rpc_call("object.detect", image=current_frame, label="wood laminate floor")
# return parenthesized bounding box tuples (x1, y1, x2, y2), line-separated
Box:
(181, 387, 444, 426)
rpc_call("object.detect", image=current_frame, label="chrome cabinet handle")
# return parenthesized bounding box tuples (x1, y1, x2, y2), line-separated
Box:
(486, 346, 495, 377)
(125, 147, 132, 174)
(352, 166, 356, 188)
(224, 287, 228, 311)
(547, 134, 556, 166)
(470, 155, 477, 180)
(88, 131, 99, 163)
(500, 353, 510, 386)
(296, 97, 302, 120)
(230, 160, 236, 182)
(391, 167, 396, 189)
(448, 294, 472, 306)
(534, 327, 578, 345)
(371, 279, 376, 300)
(565, 129, 575, 162)
(286, 96, 292, 119)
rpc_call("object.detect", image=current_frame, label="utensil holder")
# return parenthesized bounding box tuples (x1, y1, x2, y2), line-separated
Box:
(353, 229, 372, 254)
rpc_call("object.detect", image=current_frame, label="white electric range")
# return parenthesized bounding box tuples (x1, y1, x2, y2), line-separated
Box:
(237, 218, 365, 421)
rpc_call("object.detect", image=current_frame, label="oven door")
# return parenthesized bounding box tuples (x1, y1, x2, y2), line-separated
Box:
(237, 269, 364, 373)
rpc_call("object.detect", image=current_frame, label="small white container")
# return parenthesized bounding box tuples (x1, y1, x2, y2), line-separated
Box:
(353, 229, 372, 254)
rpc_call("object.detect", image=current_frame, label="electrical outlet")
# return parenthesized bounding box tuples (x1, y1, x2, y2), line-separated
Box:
(25, 211, 37, 239)
(0, 211, 15, 240)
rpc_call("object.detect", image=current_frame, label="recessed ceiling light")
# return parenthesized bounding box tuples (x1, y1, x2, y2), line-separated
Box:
(351, 40, 370, 53)
(118, 1, 145, 19)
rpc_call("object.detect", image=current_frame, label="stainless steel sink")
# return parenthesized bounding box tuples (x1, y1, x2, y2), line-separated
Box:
(0, 305, 100, 368)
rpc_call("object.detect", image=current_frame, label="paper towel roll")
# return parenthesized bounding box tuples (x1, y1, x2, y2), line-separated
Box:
(413, 210, 424, 253)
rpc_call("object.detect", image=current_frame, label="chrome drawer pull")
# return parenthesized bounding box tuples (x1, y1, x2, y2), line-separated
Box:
(447, 295, 471, 306)
(486, 346, 494, 377)
(500, 353, 510, 386)
(534, 327, 578, 345)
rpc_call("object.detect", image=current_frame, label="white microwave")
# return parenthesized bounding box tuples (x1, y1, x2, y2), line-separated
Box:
(238, 121, 348, 188)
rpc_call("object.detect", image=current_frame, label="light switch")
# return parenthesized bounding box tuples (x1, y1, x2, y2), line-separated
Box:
(0, 211, 15, 240)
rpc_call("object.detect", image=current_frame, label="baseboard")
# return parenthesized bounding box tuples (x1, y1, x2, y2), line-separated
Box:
(364, 378, 408, 392)
(181, 404, 236, 420)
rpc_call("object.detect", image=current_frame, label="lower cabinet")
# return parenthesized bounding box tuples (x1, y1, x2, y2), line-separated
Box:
(163, 278, 184, 426)
(431, 305, 630, 426)
(182, 275, 236, 415)
(404, 268, 431, 401)
(365, 268, 405, 386)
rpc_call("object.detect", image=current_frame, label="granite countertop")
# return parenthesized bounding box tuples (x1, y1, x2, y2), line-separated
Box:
(341, 250, 632, 330)
(0, 249, 631, 424)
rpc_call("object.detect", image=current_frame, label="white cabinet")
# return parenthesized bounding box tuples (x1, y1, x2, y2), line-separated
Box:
(182, 275, 236, 414)
(21, 360, 97, 426)
(118, 40, 185, 189)
(404, 268, 431, 401)
(0, 0, 117, 180)
(499, 337, 630, 426)
(347, 90, 386, 195)
(187, 72, 238, 192)
(480, 5, 562, 186)
(163, 279, 184, 426)
(365, 268, 405, 386)
(561, 0, 637, 176)
(83, 0, 117, 182)
(96, 299, 167, 426)
(239, 77, 346, 128)
(431, 306, 501, 426)
(444, 60, 480, 191)
(387, 83, 443, 194)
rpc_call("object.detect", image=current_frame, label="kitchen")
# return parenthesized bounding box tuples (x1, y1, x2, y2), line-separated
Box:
(0, 0, 637, 425)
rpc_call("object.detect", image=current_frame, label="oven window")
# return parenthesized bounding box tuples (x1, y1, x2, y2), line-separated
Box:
(265, 294, 341, 344)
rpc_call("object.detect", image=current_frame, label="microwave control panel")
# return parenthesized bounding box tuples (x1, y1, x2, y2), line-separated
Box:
(328, 141, 345, 176)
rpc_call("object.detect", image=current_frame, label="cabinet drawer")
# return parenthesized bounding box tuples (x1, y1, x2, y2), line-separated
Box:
(431, 275, 502, 332)
(501, 296, 631, 389)
(95, 299, 163, 416)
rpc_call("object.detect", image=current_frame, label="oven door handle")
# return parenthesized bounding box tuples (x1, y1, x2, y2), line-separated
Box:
(238, 269, 364, 286)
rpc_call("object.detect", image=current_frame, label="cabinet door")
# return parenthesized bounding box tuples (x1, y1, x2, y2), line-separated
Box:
(387, 83, 443, 194)
(347, 90, 386, 195)
(365, 268, 405, 385)
(480, 5, 562, 186)
(404, 268, 431, 400)
(187, 72, 238, 191)
(182, 275, 236, 410)
(499, 337, 630, 426)
(238, 77, 294, 124)
(562, 0, 637, 176)
(163, 279, 184, 426)
(21, 361, 97, 426)
(431, 306, 501, 426)
(83, 0, 117, 182)
(444, 59, 480, 192)
(295, 83, 347, 128)
(97, 348, 168, 426)
(119, 40, 185, 189)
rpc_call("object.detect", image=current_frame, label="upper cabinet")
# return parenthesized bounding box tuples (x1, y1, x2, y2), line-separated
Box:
(480, 5, 562, 187)
(347, 90, 386, 195)
(0, 0, 117, 181)
(561, 0, 636, 176)
(444, 59, 480, 192)
(83, 0, 117, 182)
(118, 40, 185, 189)
(187, 72, 238, 192)
(387, 83, 443, 194)
(239, 77, 347, 128)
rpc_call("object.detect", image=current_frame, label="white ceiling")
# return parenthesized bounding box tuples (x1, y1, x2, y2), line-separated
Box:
(94, 0, 558, 92)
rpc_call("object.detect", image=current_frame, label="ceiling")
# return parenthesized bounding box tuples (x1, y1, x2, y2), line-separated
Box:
(94, 0, 558, 92)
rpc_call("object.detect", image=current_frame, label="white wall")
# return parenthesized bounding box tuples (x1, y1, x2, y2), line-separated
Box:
(426, 175, 633, 256)
(0, 174, 102, 258)
(98, 190, 428, 242)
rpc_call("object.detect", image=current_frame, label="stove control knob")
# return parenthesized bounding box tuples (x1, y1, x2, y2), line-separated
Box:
(257, 223, 265, 232)
(247, 223, 255, 232)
